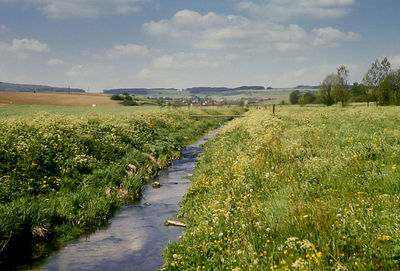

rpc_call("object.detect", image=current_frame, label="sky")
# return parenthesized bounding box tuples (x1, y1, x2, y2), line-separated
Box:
(0, 0, 399, 91)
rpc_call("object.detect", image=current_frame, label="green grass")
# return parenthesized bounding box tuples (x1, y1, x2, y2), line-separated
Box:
(0, 104, 159, 118)
(163, 106, 400, 270)
(0, 106, 245, 267)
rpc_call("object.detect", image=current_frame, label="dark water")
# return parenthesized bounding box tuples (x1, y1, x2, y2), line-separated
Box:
(35, 130, 217, 271)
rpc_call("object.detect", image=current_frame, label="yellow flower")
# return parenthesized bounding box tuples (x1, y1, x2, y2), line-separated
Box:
(392, 164, 397, 170)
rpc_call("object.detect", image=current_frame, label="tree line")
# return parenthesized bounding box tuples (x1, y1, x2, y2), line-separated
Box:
(290, 57, 400, 106)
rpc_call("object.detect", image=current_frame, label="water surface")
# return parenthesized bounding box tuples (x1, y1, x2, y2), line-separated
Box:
(37, 130, 217, 271)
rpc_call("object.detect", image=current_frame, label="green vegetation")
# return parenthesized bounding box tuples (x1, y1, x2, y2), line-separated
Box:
(111, 93, 138, 106)
(290, 57, 400, 107)
(0, 106, 244, 267)
(163, 107, 400, 270)
(110, 94, 158, 106)
(0, 104, 158, 118)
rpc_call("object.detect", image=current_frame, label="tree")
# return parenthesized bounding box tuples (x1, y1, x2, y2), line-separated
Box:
(395, 69, 400, 105)
(333, 65, 351, 107)
(156, 98, 165, 110)
(289, 90, 300, 104)
(351, 82, 363, 102)
(362, 57, 391, 106)
(378, 70, 400, 105)
(359, 83, 371, 105)
(318, 74, 337, 106)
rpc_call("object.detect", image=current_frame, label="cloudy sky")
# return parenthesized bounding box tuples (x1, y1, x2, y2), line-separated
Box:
(0, 0, 399, 91)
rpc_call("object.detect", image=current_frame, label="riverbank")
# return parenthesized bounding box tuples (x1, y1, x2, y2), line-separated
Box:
(0, 106, 244, 268)
(37, 130, 219, 270)
(163, 106, 400, 270)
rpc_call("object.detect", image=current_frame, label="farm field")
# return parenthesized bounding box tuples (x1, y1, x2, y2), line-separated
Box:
(0, 106, 244, 267)
(164, 106, 400, 270)
(0, 91, 118, 107)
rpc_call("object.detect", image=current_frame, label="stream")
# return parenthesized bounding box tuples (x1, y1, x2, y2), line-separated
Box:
(35, 130, 218, 271)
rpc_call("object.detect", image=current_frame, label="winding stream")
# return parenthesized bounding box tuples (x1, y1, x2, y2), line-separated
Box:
(35, 130, 217, 271)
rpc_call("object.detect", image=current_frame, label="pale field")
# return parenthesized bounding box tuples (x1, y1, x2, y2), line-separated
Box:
(0, 92, 118, 107)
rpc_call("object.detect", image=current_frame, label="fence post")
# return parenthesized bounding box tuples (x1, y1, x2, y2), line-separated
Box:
(273, 104, 275, 115)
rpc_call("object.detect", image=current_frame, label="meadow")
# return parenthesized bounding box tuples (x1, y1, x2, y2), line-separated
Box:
(0, 106, 243, 267)
(163, 106, 400, 270)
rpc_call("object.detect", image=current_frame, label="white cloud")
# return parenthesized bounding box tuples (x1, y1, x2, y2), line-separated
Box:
(2, 0, 148, 19)
(225, 53, 240, 62)
(274, 62, 363, 87)
(235, 0, 355, 21)
(65, 63, 114, 78)
(143, 9, 309, 51)
(8, 38, 50, 52)
(47, 58, 66, 66)
(275, 42, 302, 51)
(390, 55, 400, 66)
(312, 27, 361, 47)
(136, 68, 151, 78)
(0, 25, 8, 33)
(275, 64, 337, 87)
(151, 53, 219, 69)
(296, 56, 308, 63)
(0, 41, 8, 52)
(106, 44, 149, 60)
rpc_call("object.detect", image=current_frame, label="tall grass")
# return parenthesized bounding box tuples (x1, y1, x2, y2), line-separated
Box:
(0, 106, 244, 267)
(163, 106, 400, 270)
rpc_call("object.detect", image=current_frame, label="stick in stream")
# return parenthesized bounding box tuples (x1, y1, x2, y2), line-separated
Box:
(164, 220, 186, 228)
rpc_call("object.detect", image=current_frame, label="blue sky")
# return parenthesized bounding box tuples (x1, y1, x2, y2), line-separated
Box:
(0, 0, 399, 91)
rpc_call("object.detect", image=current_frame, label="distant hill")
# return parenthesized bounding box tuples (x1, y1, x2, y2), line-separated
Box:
(185, 86, 265, 95)
(104, 86, 266, 96)
(294, 85, 319, 90)
(0, 82, 85, 93)
(103, 88, 178, 95)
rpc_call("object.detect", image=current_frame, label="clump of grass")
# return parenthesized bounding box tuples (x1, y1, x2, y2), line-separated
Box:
(163, 106, 400, 270)
(0, 106, 244, 267)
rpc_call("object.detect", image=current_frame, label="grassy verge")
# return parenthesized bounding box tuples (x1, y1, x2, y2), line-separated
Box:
(163, 106, 400, 270)
(0, 106, 244, 267)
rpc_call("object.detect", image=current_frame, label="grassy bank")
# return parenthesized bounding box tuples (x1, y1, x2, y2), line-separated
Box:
(0, 106, 243, 267)
(164, 106, 400, 270)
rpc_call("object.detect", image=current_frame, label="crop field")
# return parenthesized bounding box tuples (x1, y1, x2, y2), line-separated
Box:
(0, 106, 244, 267)
(164, 106, 400, 270)
(0, 92, 118, 107)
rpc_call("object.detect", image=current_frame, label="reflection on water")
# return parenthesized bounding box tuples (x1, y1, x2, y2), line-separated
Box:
(37, 130, 218, 271)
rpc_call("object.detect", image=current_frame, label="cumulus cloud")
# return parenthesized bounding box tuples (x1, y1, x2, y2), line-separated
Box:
(65, 63, 114, 78)
(0, 25, 8, 33)
(8, 38, 50, 52)
(390, 55, 400, 66)
(106, 44, 149, 60)
(136, 68, 151, 78)
(151, 53, 219, 69)
(235, 0, 356, 21)
(275, 64, 339, 87)
(47, 58, 66, 66)
(143, 9, 309, 51)
(1, 0, 148, 19)
(312, 27, 361, 47)
(0, 42, 7, 51)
